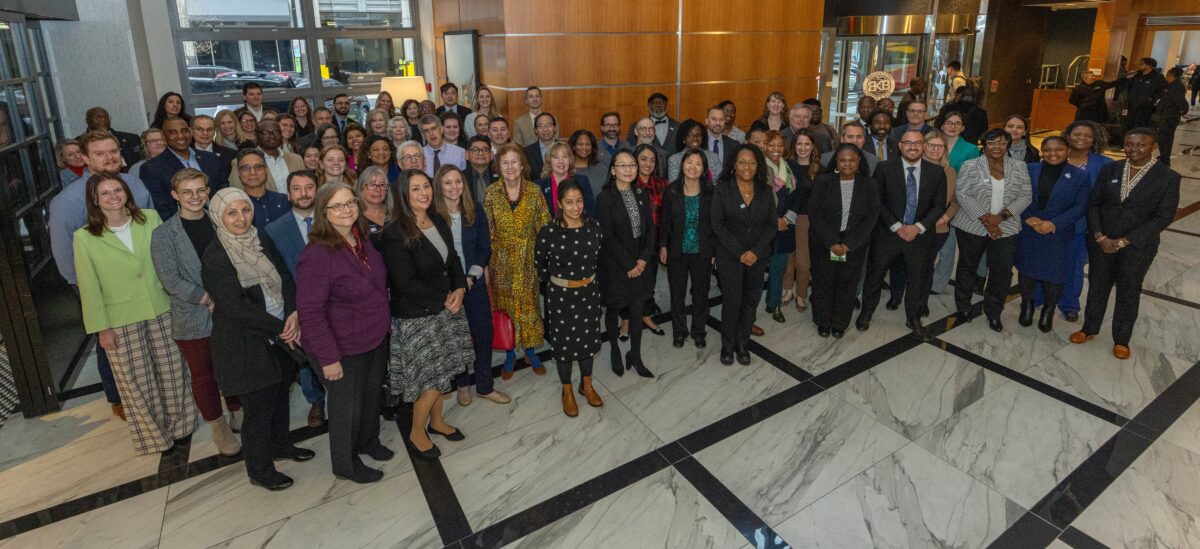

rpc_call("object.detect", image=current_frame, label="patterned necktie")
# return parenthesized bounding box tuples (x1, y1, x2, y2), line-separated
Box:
(433, 149, 442, 171)
(903, 166, 917, 225)
(304, 216, 313, 234)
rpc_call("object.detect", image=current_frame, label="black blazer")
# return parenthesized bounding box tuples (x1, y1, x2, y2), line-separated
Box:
(596, 184, 656, 305)
(711, 134, 739, 169)
(1087, 160, 1180, 253)
(808, 173, 881, 254)
(710, 179, 777, 261)
(140, 149, 230, 221)
(872, 158, 947, 238)
(208, 143, 238, 181)
(524, 142, 547, 182)
(863, 135, 900, 162)
(785, 160, 817, 215)
(380, 215, 467, 318)
(658, 181, 714, 259)
(201, 233, 297, 397)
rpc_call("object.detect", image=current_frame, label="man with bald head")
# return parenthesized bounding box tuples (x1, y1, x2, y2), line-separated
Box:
(139, 116, 228, 220)
(83, 106, 141, 171)
(229, 118, 303, 192)
(857, 130, 947, 340)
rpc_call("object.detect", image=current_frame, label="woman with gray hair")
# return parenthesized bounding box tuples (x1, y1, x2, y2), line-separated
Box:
(388, 115, 411, 145)
(356, 165, 392, 242)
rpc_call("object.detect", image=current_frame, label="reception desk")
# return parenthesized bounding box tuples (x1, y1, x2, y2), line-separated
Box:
(1030, 88, 1075, 133)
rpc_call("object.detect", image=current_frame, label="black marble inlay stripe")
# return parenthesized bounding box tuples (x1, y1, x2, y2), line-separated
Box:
(1142, 288, 1200, 311)
(1164, 227, 1200, 239)
(673, 457, 792, 549)
(157, 434, 193, 475)
(932, 339, 1129, 426)
(57, 383, 103, 402)
(1058, 526, 1111, 549)
(996, 358, 1200, 537)
(675, 381, 825, 455)
(984, 511, 1060, 549)
(704, 316, 812, 382)
(455, 451, 670, 548)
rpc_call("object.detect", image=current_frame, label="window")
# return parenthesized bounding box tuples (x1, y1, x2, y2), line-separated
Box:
(170, 1, 424, 113)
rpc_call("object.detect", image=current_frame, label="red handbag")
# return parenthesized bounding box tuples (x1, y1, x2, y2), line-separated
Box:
(487, 277, 515, 350)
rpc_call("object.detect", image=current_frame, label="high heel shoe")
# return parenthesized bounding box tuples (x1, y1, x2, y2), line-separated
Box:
(610, 345, 625, 376)
(501, 350, 516, 380)
(626, 351, 654, 378)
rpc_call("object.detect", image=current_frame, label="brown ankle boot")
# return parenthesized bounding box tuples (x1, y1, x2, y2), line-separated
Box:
(578, 376, 603, 407)
(561, 384, 579, 417)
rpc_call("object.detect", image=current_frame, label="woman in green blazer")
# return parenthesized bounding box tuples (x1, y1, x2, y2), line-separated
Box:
(73, 172, 198, 455)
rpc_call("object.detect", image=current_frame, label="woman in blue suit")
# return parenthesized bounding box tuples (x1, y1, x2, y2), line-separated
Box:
(433, 165, 511, 406)
(1015, 136, 1089, 332)
(1052, 121, 1113, 321)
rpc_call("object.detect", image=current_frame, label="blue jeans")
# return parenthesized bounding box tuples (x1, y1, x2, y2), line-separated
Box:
(765, 253, 791, 308)
(96, 346, 121, 404)
(931, 230, 956, 294)
(298, 364, 326, 405)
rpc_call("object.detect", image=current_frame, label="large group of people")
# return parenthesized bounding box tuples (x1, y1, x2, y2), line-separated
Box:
(47, 75, 1183, 491)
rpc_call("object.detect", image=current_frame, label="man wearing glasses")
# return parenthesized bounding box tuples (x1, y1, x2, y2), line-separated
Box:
(228, 119, 303, 193)
(140, 116, 228, 221)
(892, 100, 933, 140)
(418, 114, 466, 178)
(465, 135, 499, 200)
(234, 149, 290, 230)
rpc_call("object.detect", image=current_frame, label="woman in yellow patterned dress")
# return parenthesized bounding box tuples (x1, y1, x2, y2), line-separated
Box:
(483, 144, 551, 379)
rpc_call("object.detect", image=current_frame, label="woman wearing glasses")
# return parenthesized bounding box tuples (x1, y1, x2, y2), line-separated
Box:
(297, 183, 393, 484)
(940, 112, 979, 172)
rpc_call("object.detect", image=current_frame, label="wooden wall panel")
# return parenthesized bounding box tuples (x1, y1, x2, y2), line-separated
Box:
(682, 0, 823, 32)
(503, 0, 676, 34)
(501, 35, 677, 89)
(679, 79, 820, 129)
(479, 36, 508, 88)
(680, 33, 822, 83)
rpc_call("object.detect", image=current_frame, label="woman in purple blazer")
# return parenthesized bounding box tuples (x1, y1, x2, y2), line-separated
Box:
(297, 182, 393, 484)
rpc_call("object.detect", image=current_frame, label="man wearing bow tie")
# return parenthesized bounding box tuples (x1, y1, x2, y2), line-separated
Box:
(627, 92, 680, 155)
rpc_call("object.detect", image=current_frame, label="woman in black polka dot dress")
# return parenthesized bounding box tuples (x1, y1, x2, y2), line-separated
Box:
(535, 181, 604, 417)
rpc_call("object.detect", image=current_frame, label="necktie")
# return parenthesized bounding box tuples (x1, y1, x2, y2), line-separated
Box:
(878, 139, 887, 161)
(433, 149, 442, 171)
(712, 139, 719, 155)
(903, 167, 917, 225)
(304, 216, 313, 234)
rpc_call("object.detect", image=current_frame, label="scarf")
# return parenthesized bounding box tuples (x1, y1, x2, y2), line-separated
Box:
(207, 188, 284, 308)
(1008, 139, 1028, 160)
(765, 156, 794, 192)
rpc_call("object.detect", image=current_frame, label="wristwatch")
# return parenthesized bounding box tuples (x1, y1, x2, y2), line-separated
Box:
(999, 209, 1011, 222)
(1116, 238, 1127, 249)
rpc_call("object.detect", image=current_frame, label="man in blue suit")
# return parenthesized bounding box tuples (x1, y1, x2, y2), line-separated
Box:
(263, 169, 326, 426)
(140, 117, 228, 220)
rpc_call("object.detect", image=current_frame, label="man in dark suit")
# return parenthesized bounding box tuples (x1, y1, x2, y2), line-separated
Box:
(626, 93, 679, 155)
(190, 115, 237, 182)
(140, 117, 228, 220)
(863, 110, 901, 163)
(1071, 128, 1180, 360)
(704, 105, 738, 174)
(524, 112, 558, 180)
(891, 100, 934, 141)
(857, 130, 948, 340)
(84, 106, 141, 173)
(263, 169, 327, 427)
(465, 135, 499, 201)
(435, 82, 473, 117)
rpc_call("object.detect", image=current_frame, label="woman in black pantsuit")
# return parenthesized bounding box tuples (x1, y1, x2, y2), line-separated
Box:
(711, 144, 777, 366)
(596, 150, 656, 378)
(202, 188, 313, 492)
(536, 180, 604, 417)
(658, 149, 714, 349)
(808, 144, 881, 338)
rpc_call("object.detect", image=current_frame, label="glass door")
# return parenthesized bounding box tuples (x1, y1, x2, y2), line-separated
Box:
(881, 35, 922, 102)
(830, 37, 880, 126)
(930, 36, 972, 111)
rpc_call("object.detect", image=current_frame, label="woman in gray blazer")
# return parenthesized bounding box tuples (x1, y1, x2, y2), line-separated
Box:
(150, 168, 242, 457)
(950, 129, 1032, 331)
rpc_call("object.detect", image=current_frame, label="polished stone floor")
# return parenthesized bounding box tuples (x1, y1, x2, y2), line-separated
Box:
(1, 117, 1199, 548)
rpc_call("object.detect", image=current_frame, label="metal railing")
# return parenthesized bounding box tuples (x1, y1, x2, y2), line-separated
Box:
(1039, 64, 1061, 89)
(1065, 54, 1090, 89)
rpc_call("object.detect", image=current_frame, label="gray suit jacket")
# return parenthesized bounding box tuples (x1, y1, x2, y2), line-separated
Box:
(951, 155, 1032, 238)
(150, 214, 213, 339)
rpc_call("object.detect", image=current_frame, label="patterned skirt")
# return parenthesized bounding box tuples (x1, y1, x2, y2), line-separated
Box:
(388, 309, 474, 402)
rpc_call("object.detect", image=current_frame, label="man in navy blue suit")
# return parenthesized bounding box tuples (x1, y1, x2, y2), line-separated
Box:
(140, 116, 228, 220)
(264, 170, 327, 427)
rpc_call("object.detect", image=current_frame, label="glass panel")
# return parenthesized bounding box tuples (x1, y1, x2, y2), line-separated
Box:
(0, 147, 31, 210)
(174, 0, 303, 28)
(0, 23, 19, 80)
(829, 40, 843, 123)
(181, 39, 308, 94)
(10, 83, 42, 137)
(931, 36, 969, 110)
(32, 139, 52, 194)
(317, 37, 415, 88)
(24, 26, 44, 73)
(882, 36, 920, 94)
(0, 96, 22, 150)
(18, 201, 51, 275)
(315, 0, 414, 29)
(841, 39, 876, 120)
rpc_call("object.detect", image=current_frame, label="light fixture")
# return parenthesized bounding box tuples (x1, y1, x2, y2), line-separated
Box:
(379, 76, 428, 103)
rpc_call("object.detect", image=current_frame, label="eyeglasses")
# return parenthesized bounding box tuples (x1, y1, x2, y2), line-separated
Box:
(146, 138, 166, 145)
(364, 182, 388, 190)
(400, 153, 423, 162)
(326, 200, 359, 213)
(238, 163, 266, 171)
(899, 140, 924, 146)
(536, 123, 556, 130)
(942, 121, 963, 127)
(924, 143, 946, 149)
(613, 163, 637, 169)
(468, 147, 490, 154)
(907, 108, 927, 114)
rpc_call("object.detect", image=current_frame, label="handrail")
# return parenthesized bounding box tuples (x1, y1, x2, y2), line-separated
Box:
(1065, 54, 1090, 89)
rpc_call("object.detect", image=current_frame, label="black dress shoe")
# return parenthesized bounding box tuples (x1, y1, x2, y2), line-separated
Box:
(885, 298, 902, 311)
(818, 326, 831, 338)
(920, 306, 930, 318)
(831, 328, 845, 338)
(987, 318, 1004, 332)
(1063, 311, 1080, 322)
(693, 337, 706, 349)
(672, 336, 686, 348)
(428, 425, 466, 441)
(735, 346, 751, 365)
(361, 444, 395, 461)
(719, 348, 734, 365)
(855, 315, 871, 331)
(274, 446, 316, 462)
(1018, 301, 1035, 327)
(338, 463, 385, 484)
(957, 310, 973, 323)
(626, 351, 655, 378)
(250, 472, 294, 491)
(647, 325, 666, 336)
(910, 324, 933, 342)
(1038, 307, 1055, 333)
(610, 347, 625, 376)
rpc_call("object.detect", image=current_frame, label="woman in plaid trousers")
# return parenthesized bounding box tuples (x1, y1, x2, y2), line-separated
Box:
(74, 172, 199, 455)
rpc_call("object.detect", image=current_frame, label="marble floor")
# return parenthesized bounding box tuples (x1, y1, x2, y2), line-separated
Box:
(4, 120, 1200, 549)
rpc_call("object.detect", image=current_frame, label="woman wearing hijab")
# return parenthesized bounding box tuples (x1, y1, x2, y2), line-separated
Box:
(202, 187, 311, 491)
